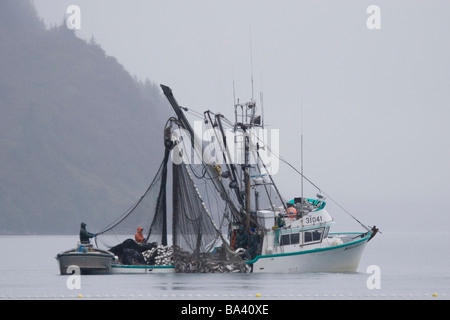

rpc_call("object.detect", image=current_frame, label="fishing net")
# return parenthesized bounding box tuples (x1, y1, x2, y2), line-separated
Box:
(94, 136, 172, 266)
(93, 85, 285, 272)
(171, 161, 249, 272)
(94, 120, 249, 272)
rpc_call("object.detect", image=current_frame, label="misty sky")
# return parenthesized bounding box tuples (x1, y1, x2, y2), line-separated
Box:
(32, 0, 450, 233)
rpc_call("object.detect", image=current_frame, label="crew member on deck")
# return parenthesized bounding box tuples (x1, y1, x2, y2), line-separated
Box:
(245, 228, 260, 260)
(235, 228, 248, 250)
(135, 227, 145, 243)
(286, 203, 297, 219)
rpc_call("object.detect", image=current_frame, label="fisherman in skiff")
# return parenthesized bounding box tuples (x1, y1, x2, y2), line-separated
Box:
(79, 222, 96, 244)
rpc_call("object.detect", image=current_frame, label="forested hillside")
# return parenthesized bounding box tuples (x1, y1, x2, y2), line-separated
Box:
(0, 1, 171, 234)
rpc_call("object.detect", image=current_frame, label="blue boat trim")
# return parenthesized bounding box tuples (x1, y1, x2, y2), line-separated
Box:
(245, 231, 372, 265)
(287, 198, 326, 211)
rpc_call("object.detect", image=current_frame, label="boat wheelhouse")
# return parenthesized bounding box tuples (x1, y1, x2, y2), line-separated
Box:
(249, 197, 374, 273)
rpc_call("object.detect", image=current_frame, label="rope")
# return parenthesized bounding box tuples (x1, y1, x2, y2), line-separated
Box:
(180, 108, 371, 232)
(263, 143, 371, 232)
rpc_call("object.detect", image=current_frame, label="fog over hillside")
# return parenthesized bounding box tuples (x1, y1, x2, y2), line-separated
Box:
(3, 1, 450, 235)
(0, 0, 171, 234)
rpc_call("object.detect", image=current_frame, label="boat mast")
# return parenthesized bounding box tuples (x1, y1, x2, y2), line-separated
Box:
(214, 113, 245, 208)
(234, 98, 256, 230)
(244, 133, 251, 230)
(160, 84, 243, 221)
(250, 28, 254, 102)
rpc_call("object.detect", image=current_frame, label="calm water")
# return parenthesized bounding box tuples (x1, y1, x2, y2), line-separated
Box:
(0, 232, 448, 300)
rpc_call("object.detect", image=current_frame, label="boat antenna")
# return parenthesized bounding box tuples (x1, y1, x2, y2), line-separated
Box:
(250, 27, 254, 101)
(260, 68, 264, 129)
(300, 90, 305, 246)
(232, 65, 236, 106)
(300, 90, 304, 218)
(260, 91, 264, 129)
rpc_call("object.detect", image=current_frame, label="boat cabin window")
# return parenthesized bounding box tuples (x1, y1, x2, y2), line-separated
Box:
(304, 228, 324, 244)
(280, 233, 300, 246)
(279, 228, 325, 246)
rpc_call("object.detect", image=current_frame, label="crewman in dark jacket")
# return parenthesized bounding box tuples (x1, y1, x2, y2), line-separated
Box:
(79, 222, 95, 244)
(235, 229, 248, 249)
(245, 228, 260, 260)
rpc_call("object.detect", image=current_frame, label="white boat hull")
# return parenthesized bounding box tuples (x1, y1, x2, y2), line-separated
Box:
(249, 233, 370, 273)
(110, 264, 175, 274)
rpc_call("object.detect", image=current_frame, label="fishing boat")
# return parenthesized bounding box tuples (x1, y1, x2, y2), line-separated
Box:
(92, 84, 378, 274)
(56, 243, 116, 275)
(245, 201, 375, 273)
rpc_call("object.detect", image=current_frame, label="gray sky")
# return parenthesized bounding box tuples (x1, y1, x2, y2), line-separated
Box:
(33, 0, 450, 233)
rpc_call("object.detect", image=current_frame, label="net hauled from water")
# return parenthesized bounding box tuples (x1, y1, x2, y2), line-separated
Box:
(172, 162, 249, 272)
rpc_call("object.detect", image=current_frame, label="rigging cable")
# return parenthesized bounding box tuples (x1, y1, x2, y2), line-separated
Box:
(262, 140, 371, 232)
